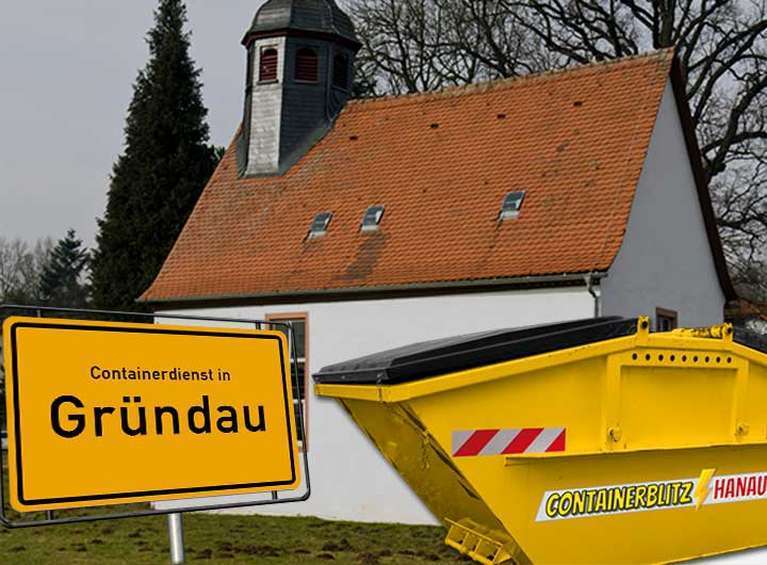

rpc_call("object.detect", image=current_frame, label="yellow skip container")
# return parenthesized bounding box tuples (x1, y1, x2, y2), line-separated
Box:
(314, 317, 767, 564)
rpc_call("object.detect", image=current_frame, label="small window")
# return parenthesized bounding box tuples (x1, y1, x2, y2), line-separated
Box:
(333, 53, 349, 89)
(267, 314, 309, 447)
(259, 47, 278, 82)
(295, 48, 319, 82)
(361, 205, 385, 232)
(656, 308, 678, 332)
(499, 191, 526, 220)
(308, 212, 332, 239)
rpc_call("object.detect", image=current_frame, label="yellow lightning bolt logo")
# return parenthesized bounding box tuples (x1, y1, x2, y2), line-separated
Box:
(695, 468, 716, 509)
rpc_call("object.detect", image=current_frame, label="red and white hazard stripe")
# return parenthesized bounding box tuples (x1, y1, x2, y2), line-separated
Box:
(452, 427, 566, 457)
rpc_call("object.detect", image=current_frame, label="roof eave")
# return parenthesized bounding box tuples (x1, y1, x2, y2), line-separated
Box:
(241, 27, 361, 49)
(140, 271, 608, 311)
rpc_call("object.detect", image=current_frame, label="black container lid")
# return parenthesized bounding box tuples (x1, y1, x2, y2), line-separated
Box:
(313, 317, 639, 385)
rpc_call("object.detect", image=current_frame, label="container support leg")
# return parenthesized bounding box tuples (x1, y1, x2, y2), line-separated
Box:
(445, 518, 527, 564)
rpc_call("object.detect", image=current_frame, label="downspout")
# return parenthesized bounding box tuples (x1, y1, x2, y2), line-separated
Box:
(585, 273, 601, 318)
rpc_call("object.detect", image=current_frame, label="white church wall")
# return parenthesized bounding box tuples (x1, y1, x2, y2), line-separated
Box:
(157, 286, 594, 524)
(601, 80, 726, 328)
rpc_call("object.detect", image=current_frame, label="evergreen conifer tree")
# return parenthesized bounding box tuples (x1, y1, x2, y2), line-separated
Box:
(39, 229, 90, 308)
(91, 0, 218, 310)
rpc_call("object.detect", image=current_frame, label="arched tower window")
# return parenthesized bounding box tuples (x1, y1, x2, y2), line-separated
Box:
(295, 48, 319, 82)
(333, 53, 350, 89)
(259, 47, 279, 82)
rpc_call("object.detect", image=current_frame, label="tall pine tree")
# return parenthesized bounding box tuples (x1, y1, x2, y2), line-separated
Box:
(39, 229, 90, 308)
(91, 0, 218, 310)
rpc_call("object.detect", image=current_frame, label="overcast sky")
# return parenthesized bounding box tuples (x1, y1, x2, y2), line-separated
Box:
(0, 0, 262, 246)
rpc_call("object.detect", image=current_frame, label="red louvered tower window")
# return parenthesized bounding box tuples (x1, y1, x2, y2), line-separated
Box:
(295, 48, 319, 82)
(259, 48, 278, 82)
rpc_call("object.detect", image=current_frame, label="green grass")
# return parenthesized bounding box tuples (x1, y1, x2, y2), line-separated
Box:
(0, 512, 467, 564)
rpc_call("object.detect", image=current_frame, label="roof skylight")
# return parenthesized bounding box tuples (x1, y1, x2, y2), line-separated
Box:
(361, 205, 385, 232)
(308, 212, 333, 239)
(499, 191, 526, 220)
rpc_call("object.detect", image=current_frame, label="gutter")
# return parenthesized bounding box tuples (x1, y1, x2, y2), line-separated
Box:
(142, 271, 609, 308)
(585, 273, 602, 318)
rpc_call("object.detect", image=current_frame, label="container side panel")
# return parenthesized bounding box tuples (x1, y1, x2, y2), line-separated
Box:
(486, 446, 767, 564)
(620, 365, 736, 450)
(340, 399, 506, 534)
(743, 359, 767, 440)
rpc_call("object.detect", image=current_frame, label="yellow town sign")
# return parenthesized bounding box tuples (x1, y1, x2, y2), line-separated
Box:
(2, 317, 300, 512)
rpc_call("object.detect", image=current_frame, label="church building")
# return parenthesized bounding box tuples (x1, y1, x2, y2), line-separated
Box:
(142, 0, 735, 524)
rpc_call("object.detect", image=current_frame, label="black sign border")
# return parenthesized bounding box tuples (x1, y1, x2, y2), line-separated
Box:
(8, 320, 298, 507)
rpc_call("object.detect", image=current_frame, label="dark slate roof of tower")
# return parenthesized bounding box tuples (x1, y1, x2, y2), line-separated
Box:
(245, 0, 359, 46)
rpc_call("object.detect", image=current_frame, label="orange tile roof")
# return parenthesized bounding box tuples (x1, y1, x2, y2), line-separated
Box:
(142, 49, 726, 304)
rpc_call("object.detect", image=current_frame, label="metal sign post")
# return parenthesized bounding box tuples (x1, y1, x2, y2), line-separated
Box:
(167, 512, 185, 564)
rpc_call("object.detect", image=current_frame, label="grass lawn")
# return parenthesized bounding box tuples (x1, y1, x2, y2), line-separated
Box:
(0, 512, 466, 564)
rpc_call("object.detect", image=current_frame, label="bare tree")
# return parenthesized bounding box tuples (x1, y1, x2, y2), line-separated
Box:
(348, 0, 554, 95)
(0, 236, 52, 421)
(350, 0, 467, 94)
(503, 0, 767, 296)
(0, 237, 53, 304)
(349, 0, 767, 298)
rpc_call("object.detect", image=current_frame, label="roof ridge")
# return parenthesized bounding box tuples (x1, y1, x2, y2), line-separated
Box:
(347, 48, 675, 111)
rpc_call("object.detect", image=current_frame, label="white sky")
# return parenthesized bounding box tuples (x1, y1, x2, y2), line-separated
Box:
(0, 0, 262, 247)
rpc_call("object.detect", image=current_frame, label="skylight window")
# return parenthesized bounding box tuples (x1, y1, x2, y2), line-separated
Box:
(361, 205, 385, 232)
(499, 191, 526, 220)
(308, 212, 333, 239)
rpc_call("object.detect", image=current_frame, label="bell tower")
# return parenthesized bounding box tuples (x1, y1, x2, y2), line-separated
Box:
(237, 0, 361, 177)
